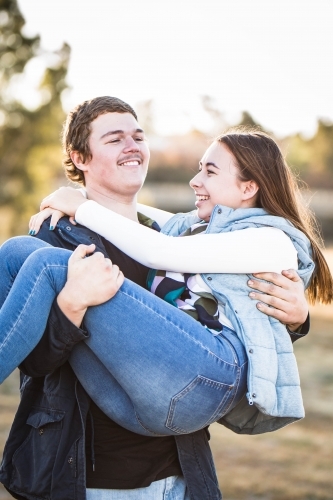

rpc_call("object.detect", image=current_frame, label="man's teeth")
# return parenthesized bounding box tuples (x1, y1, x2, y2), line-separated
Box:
(122, 161, 140, 166)
(197, 195, 210, 201)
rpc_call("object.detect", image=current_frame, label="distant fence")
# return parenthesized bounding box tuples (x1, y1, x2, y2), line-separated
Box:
(139, 184, 333, 243)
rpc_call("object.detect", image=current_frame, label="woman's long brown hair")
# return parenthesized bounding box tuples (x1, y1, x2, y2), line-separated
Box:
(216, 129, 333, 304)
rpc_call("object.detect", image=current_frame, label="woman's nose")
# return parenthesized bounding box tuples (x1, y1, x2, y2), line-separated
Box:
(189, 173, 202, 190)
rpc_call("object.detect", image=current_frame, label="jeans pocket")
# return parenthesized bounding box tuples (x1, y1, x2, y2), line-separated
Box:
(10, 407, 65, 496)
(166, 375, 235, 433)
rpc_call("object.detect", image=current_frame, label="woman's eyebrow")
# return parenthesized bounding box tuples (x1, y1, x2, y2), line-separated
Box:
(199, 161, 220, 169)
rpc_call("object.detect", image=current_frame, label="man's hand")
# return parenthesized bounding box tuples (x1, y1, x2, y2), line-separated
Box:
(248, 269, 308, 332)
(57, 244, 124, 327)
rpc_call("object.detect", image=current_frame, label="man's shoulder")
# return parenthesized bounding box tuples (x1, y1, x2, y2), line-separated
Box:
(35, 216, 107, 253)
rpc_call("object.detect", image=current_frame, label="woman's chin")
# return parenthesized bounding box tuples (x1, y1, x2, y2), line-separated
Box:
(196, 209, 210, 222)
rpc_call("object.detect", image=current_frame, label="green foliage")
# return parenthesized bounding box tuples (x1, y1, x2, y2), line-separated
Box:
(286, 120, 333, 188)
(0, 0, 69, 238)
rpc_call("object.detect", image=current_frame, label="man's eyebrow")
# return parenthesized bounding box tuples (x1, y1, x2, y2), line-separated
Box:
(100, 128, 144, 139)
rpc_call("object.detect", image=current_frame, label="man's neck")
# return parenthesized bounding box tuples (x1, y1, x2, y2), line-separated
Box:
(85, 186, 139, 222)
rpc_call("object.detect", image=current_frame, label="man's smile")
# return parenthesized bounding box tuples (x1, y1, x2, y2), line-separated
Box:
(118, 156, 142, 167)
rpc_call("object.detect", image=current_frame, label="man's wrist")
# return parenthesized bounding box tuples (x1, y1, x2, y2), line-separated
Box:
(286, 322, 303, 333)
(57, 285, 87, 328)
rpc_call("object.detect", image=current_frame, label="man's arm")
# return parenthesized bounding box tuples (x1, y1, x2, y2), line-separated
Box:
(19, 299, 89, 377)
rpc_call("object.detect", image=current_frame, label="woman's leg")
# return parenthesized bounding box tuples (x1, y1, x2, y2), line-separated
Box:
(70, 279, 248, 436)
(0, 237, 247, 436)
(0, 236, 52, 307)
(0, 237, 70, 382)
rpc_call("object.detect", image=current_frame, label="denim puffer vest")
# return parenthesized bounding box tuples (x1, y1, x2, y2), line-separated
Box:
(161, 206, 315, 435)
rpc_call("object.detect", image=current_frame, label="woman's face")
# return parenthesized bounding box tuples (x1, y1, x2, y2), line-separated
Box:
(189, 142, 257, 222)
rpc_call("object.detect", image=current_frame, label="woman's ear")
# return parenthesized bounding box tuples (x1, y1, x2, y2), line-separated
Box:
(70, 151, 87, 172)
(242, 180, 259, 201)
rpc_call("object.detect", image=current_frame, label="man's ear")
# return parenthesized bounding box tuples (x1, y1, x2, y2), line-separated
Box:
(242, 180, 259, 201)
(70, 151, 87, 172)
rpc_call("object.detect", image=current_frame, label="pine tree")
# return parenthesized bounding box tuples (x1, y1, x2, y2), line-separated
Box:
(0, 0, 70, 238)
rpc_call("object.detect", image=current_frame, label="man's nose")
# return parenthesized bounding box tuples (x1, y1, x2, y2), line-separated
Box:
(124, 137, 140, 152)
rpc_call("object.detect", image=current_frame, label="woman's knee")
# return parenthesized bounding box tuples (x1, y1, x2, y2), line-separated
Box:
(24, 246, 71, 271)
(0, 236, 50, 260)
(0, 237, 50, 275)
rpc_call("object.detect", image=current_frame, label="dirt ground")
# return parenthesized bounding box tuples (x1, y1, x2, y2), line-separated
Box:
(1, 256, 332, 500)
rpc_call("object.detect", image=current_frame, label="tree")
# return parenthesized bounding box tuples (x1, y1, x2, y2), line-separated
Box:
(0, 0, 70, 239)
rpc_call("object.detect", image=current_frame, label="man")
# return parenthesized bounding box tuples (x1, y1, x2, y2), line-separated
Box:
(0, 97, 309, 500)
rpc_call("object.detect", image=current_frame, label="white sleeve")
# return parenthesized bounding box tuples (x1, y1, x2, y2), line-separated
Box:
(136, 203, 175, 227)
(76, 200, 298, 273)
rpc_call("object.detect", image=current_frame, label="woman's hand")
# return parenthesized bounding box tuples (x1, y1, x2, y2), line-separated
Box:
(29, 208, 70, 235)
(248, 269, 308, 331)
(40, 186, 87, 215)
(29, 187, 87, 234)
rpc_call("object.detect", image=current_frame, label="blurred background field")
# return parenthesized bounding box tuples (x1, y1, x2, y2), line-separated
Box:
(1, 0, 333, 498)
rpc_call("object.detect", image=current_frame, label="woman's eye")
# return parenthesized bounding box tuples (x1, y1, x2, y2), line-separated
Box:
(207, 169, 215, 175)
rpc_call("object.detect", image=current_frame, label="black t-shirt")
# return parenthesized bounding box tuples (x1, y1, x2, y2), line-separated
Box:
(85, 235, 181, 489)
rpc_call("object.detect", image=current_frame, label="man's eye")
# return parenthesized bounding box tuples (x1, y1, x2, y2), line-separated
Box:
(135, 137, 144, 142)
(107, 139, 120, 144)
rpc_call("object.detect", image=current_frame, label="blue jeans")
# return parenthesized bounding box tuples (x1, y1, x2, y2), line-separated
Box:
(86, 476, 190, 500)
(0, 236, 247, 436)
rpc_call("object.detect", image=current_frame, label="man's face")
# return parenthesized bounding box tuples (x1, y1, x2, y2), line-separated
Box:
(78, 112, 150, 201)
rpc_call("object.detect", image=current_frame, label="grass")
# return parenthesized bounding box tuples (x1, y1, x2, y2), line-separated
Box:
(1, 254, 333, 499)
(209, 314, 333, 499)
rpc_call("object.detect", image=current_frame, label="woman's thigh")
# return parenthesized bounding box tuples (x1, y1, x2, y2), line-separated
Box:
(79, 279, 248, 435)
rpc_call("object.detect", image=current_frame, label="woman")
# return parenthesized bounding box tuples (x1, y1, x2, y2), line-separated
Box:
(0, 130, 331, 437)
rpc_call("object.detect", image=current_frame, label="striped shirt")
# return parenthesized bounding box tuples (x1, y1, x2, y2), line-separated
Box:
(147, 222, 235, 333)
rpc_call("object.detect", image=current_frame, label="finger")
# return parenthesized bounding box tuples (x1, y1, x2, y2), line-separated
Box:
(116, 270, 125, 287)
(29, 209, 53, 235)
(110, 264, 120, 276)
(252, 272, 293, 289)
(69, 216, 77, 225)
(71, 244, 95, 261)
(281, 269, 301, 283)
(248, 279, 289, 301)
(249, 291, 290, 311)
(49, 210, 65, 230)
(255, 302, 288, 324)
(40, 194, 53, 211)
(29, 214, 38, 231)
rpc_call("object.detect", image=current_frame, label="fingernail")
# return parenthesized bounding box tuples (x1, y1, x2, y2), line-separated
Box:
(257, 303, 263, 309)
(30, 230, 35, 236)
(249, 292, 255, 298)
(248, 280, 253, 286)
(28, 230, 32, 235)
(49, 226, 54, 231)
